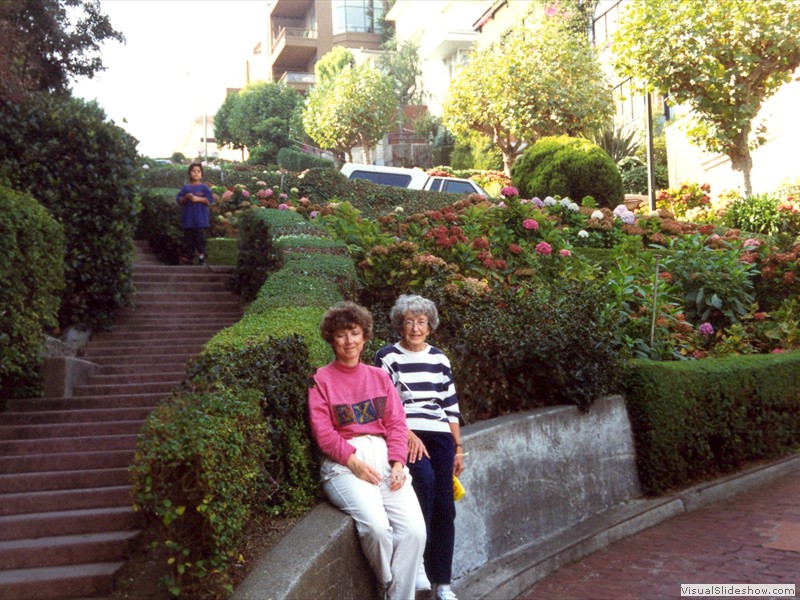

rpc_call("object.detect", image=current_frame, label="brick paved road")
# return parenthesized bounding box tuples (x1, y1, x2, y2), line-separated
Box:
(520, 471, 800, 600)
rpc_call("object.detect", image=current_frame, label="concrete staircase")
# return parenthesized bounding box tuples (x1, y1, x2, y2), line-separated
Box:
(0, 241, 242, 600)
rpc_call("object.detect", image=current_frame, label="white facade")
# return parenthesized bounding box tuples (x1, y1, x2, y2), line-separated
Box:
(385, 0, 490, 116)
(665, 74, 800, 195)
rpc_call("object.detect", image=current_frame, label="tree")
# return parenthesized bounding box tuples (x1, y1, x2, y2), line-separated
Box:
(378, 34, 423, 107)
(613, 0, 800, 196)
(0, 0, 123, 101)
(213, 91, 244, 159)
(302, 56, 398, 164)
(442, 11, 613, 175)
(215, 82, 301, 164)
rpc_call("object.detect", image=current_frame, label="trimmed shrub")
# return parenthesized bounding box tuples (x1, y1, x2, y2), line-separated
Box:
(231, 208, 283, 301)
(130, 386, 268, 597)
(437, 280, 623, 421)
(277, 147, 334, 171)
(0, 93, 139, 330)
(0, 186, 65, 401)
(512, 136, 624, 208)
(135, 190, 183, 264)
(624, 351, 800, 495)
(206, 238, 238, 266)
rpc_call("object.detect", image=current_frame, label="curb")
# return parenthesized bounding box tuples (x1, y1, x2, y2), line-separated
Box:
(455, 453, 800, 599)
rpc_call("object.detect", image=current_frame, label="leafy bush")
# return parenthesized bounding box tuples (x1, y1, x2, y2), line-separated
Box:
(231, 208, 283, 301)
(0, 93, 139, 330)
(512, 136, 624, 208)
(624, 351, 800, 494)
(0, 186, 65, 401)
(135, 190, 183, 264)
(131, 387, 268, 598)
(662, 235, 759, 329)
(438, 281, 623, 420)
(277, 147, 334, 171)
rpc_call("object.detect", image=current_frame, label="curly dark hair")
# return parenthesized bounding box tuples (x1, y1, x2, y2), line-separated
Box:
(320, 301, 374, 344)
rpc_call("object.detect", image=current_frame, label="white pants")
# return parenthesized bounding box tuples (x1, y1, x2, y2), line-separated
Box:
(322, 435, 426, 600)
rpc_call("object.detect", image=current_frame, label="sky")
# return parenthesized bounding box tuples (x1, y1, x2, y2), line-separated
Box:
(71, 0, 268, 158)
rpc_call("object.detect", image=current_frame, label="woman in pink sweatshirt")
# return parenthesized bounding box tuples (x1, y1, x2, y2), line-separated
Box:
(308, 301, 426, 600)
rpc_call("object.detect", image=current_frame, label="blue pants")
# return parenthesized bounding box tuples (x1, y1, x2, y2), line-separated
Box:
(408, 430, 456, 585)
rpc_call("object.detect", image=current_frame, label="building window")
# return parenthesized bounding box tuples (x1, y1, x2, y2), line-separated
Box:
(445, 48, 471, 81)
(332, 0, 385, 35)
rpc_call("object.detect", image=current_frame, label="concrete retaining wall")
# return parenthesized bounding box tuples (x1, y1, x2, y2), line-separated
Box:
(232, 394, 640, 599)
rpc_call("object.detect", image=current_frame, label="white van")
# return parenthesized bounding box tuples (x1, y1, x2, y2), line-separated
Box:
(340, 163, 488, 197)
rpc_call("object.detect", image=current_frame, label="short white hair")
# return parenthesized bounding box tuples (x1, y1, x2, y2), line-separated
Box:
(390, 294, 439, 334)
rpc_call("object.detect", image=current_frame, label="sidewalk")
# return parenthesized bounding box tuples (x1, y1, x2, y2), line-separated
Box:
(519, 456, 800, 599)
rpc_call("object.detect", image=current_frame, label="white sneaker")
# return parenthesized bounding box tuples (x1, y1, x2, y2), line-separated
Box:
(435, 584, 458, 600)
(415, 563, 431, 591)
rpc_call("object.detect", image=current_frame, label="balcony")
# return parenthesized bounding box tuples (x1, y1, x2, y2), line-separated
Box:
(270, 26, 319, 72)
(278, 71, 316, 92)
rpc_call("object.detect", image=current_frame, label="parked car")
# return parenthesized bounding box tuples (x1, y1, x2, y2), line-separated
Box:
(340, 163, 488, 197)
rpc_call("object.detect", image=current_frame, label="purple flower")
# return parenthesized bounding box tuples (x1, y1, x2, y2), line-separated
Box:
(523, 218, 539, 230)
(535, 242, 552, 256)
(310, 210, 319, 219)
(501, 186, 519, 198)
(241, 189, 250, 198)
(532, 197, 544, 208)
(699, 322, 714, 336)
(278, 203, 289, 210)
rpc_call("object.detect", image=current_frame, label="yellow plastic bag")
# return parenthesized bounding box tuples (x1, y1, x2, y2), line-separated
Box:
(453, 475, 465, 501)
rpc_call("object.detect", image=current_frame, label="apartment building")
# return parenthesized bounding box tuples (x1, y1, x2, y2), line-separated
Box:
(265, 0, 388, 93)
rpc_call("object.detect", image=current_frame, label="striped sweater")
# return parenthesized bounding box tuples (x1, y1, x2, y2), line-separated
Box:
(374, 343, 460, 433)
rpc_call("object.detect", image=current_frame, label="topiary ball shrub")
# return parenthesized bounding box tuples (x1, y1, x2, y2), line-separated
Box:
(512, 136, 624, 208)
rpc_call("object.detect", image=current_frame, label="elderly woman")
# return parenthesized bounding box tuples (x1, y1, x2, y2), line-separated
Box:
(374, 294, 464, 600)
(308, 301, 426, 600)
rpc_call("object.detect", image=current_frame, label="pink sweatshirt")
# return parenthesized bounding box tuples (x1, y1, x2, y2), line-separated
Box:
(308, 360, 408, 466)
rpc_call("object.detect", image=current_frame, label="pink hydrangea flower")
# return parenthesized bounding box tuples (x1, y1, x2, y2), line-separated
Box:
(278, 203, 289, 210)
(559, 249, 571, 257)
(699, 322, 714, 336)
(523, 219, 539, 230)
(222, 190, 233, 201)
(310, 210, 319, 219)
(241, 189, 250, 198)
(501, 186, 519, 198)
(535, 242, 552, 256)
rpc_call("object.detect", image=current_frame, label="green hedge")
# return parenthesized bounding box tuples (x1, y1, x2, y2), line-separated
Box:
(135, 190, 183, 264)
(277, 147, 335, 171)
(624, 351, 800, 495)
(0, 93, 139, 330)
(512, 135, 624, 209)
(0, 186, 65, 402)
(131, 212, 353, 597)
(130, 386, 268, 597)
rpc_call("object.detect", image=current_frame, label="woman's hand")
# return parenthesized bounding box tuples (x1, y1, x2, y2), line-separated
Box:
(407, 431, 430, 463)
(346, 454, 381, 485)
(388, 461, 406, 492)
(453, 451, 465, 477)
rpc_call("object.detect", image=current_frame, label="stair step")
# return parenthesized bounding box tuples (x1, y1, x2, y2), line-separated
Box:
(0, 507, 139, 541)
(0, 407, 153, 426)
(0, 561, 123, 600)
(133, 280, 232, 292)
(0, 531, 138, 570)
(0, 435, 140, 456)
(95, 362, 188, 376)
(4, 394, 163, 412)
(0, 486, 132, 516)
(82, 344, 204, 358)
(83, 352, 195, 366)
(73, 382, 176, 397)
(0, 421, 144, 441)
(88, 332, 221, 346)
(0, 467, 130, 494)
(0, 449, 134, 474)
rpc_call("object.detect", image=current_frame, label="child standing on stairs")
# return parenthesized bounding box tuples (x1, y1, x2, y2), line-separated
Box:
(176, 162, 214, 265)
